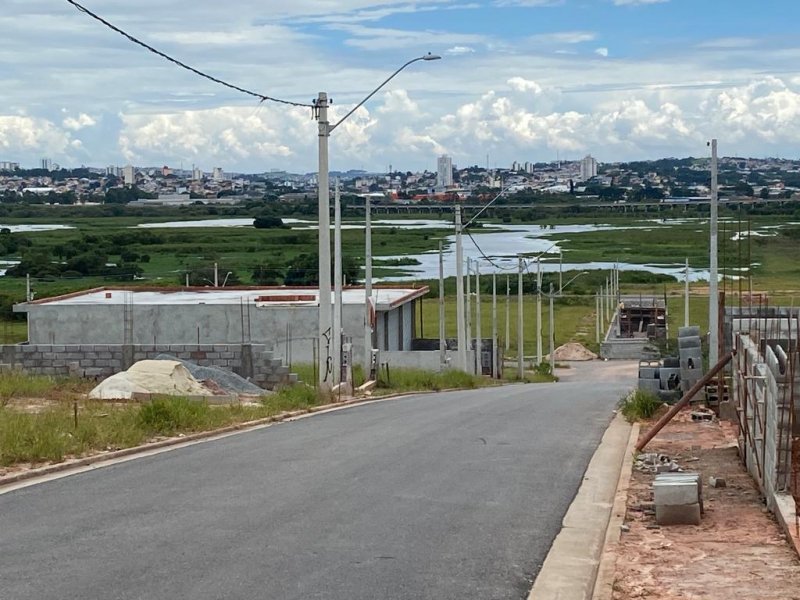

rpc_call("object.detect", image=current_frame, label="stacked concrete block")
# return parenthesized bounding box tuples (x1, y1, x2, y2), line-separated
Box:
(678, 327, 704, 394)
(654, 472, 703, 525)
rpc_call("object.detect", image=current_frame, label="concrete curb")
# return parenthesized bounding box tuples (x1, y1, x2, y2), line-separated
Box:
(774, 493, 800, 559)
(527, 413, 632, 600)
(0, 388, 450, 490)
(591, 420, 640, 600)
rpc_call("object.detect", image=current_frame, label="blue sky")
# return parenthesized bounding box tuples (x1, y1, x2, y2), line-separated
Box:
(3, 0, 800, 172)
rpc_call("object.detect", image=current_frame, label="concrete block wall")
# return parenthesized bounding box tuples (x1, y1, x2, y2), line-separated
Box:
(0, 343, 292, 391)
(733, 333, 797, 511)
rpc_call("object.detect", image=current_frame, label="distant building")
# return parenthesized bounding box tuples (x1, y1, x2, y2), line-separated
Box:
(123, 165, 135, 186)
(212, 167, 225, 182)
(40, 158, 52, 171)
(580, 155, 598, 181)
(162, 165, 172, 177)
(192, 167, 203, 181)
(436, 155, 453, 189)
(0, 161, 19, 171)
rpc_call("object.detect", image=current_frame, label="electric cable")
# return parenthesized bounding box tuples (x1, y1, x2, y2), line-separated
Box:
(64, 0, 313, 108)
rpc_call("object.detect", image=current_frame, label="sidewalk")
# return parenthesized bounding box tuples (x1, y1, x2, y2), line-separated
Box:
(603, 409, 800, 599)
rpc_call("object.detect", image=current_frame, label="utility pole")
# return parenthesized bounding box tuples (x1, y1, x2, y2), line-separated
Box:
(559, 250, 563, 295)
(26, 273, 31, 302)
(595, 292, 601, 344)
(517, 255, 524, 379)
(316, 92, 332, 388)
(439, 241, 445, 369)
(685, 257, 690, 328)
(455, 206, 467, 372)
(333, 178, 342, 385)
(475, 262, 481, 375)
(709, 138, 719, 367)
(466, 258, 472, 373)
(214, 262, 218, 287)
(492, 273, 497, 379)
(364, 192, 373, 375)
(536, 259, 542, 365)
(505, 275, 510, 351)
(549, 283, 555, 375)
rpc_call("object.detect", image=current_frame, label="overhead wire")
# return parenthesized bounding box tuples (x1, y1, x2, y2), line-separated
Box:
(64, 0, 313, 108)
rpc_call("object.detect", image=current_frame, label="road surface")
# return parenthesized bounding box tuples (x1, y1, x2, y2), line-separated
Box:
(1, 367, 634, 600)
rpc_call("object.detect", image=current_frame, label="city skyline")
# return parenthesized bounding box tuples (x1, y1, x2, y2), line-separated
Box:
(3, 1, 800, 172)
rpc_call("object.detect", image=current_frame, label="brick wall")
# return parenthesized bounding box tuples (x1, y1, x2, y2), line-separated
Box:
(0, 343, 293, 390)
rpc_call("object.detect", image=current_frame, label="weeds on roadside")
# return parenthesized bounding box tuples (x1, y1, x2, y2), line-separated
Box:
(619, 389, 662, 422)
(0, 370, 56, 407)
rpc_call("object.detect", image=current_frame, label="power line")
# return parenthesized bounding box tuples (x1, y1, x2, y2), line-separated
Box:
(465, 229, 516, 271)
(64, 0, 313, 108)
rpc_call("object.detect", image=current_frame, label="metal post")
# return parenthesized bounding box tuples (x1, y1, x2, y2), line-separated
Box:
(333, 178, 342, 385)
(709, 138, 719, 367)
(364, 189, 373, 375)
(316, 92, 332, 387)
(214, 262, 218, 287)
(439, 241, 446, 368)
(475, 262, 481, 375)
(559, 250, 563, 295)
(492, 273, 497, 379)
(517, 255, 524, 379)
(549, 283, 555, 375)
(536, 259, 542, 365)
(26, 273, 31, 302)
(455, 206, 467, 371)
(685, 257, 690, 328)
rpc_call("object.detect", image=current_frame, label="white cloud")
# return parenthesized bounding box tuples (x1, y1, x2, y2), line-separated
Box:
(507, 77, 543, 94)
(595, 47, 609, 57)
(62, 113, 97, 131)
(447, 46, 476, 55)
(0, 115, 73, 156)
(528, 31, 596, 44)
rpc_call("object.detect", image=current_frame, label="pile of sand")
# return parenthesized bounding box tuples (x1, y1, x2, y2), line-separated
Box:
(551, 342, 598, 361)
(88, 360, 213, 400)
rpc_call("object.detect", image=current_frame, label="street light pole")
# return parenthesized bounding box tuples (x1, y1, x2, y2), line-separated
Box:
(333, 178, 342, 386)
(455, 205, 467, 371)
(316, 53, 440, 388)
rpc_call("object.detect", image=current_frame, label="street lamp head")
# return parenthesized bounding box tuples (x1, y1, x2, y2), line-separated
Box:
(422, 53, 442, 61)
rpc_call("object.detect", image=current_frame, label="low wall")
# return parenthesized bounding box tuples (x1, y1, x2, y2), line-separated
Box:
(0, 343, 293, 390)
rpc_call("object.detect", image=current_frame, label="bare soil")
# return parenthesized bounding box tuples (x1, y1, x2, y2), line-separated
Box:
(611, 410, 800, 599)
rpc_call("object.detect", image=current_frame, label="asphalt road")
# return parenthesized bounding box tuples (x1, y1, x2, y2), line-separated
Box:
(1, 372, 633, 600)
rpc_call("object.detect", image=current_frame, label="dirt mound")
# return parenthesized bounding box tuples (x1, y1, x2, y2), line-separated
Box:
(552, 342, 598, 361)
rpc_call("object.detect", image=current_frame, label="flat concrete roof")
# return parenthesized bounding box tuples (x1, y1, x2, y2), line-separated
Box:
(20, 286, 429, 311)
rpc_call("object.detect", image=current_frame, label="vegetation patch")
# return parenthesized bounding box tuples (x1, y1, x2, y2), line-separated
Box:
(619, 389, 662, 422)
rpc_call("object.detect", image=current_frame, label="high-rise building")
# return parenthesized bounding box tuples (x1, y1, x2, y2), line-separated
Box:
(192, 167, 203, 181)
(123, 164, 135, 186)
(0, 161, 19, 171)
(40, 158, 52, 171)
(436, 155, 453, 189)
(580, 155, 598, 181)
(212, 167, 225, 182)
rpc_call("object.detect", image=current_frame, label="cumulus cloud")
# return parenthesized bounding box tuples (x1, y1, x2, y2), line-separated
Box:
(595, 47, 609, 57)
(62, 113, 97, 131)
(0, 115, 73, 156)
